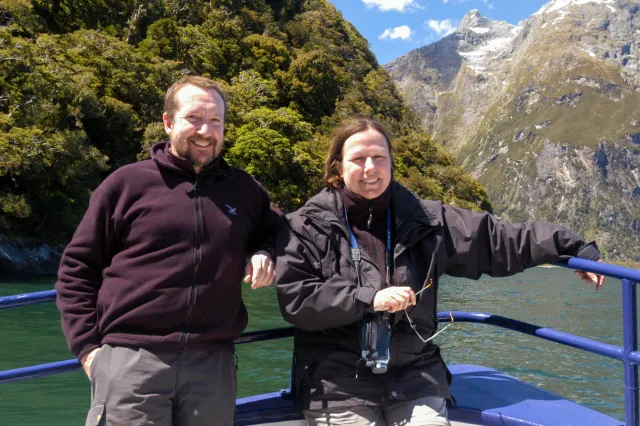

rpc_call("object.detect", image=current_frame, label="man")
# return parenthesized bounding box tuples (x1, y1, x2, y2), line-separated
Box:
(56, 76, 280, 426)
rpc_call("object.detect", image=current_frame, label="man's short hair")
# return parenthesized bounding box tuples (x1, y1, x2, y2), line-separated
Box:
(164, 76, 228, 121)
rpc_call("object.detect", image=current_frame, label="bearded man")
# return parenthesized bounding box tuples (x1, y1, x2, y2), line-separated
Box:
(56, 76, 280, 426)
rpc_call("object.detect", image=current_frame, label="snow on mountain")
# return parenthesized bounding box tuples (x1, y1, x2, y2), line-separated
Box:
(384, 0, 640, 261)
(534, 0, 618, 16)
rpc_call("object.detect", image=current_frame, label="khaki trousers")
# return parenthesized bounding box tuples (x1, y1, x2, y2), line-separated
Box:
(303, 396, 451, 426)
(85, 344, 237, 426)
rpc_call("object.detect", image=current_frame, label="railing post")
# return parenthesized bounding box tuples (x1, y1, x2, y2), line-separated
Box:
(623, 278, 639, 426)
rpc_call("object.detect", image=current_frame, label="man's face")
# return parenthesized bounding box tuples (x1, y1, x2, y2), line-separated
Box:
(337, 128, 392, 200)
(163, 84, 225, 173)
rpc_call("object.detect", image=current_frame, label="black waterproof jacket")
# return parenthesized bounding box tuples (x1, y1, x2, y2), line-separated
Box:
(275, 182, 599, 410)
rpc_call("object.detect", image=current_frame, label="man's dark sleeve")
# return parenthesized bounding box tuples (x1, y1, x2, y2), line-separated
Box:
(441, 204, 600, 279)
(55, 188, 115, 360)
(247, 183, 281, 257)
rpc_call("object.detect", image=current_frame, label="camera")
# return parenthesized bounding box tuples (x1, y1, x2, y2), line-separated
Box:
(361, 314, 391, 374)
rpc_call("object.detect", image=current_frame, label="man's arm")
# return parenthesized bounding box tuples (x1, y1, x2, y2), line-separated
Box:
(244, 182, 281, 289)
(55, 188, 115, 362)
(247, 182, 281, 255)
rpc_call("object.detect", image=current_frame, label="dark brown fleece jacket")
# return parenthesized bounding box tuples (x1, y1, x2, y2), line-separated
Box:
(56, 142, 280, 360)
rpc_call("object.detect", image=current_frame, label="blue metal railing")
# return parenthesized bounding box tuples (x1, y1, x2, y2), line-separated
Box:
(0, 289, 56, 309)
(558, 258, 640, 426)
(0, 258, 638, 425)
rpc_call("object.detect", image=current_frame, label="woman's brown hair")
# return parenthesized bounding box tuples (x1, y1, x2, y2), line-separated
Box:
(324, 117, 393, 186)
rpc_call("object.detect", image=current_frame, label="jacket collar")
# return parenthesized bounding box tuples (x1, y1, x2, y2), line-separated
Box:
(339, 184, 391, 229)
(299, 182, 440, 241)
(390, 183, 440, 239)
(150, 141, 234, 178)
(298, 187, 346, 232)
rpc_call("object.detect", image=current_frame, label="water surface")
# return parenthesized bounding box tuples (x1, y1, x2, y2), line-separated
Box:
(0, 267, 626, 424)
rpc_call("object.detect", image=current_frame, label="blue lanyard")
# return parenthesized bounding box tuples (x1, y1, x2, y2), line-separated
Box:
(343, 205, 393, 287)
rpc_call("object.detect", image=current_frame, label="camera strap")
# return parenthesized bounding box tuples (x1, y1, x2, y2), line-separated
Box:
(344, 205, 393, 366)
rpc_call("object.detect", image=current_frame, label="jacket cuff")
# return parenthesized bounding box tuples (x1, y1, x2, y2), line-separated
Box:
(355, 287, 377, 311)
(576, 241, 600, 261)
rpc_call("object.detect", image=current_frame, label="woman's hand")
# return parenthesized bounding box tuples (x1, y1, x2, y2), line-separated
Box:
(574, 270, 606, 290)
(373, 287, 416, 313)
(573, 259, 606, 291)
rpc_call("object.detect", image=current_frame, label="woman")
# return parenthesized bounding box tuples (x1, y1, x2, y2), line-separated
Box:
(275, 117, 604, 425)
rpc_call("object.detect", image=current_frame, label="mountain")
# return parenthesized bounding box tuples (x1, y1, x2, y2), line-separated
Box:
(385, 0, 640, 261)
(0, 0, 490, 262)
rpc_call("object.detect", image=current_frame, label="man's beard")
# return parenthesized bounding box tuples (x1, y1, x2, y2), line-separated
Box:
(191, 155, 215, 169)
(172, 135, 219, 169)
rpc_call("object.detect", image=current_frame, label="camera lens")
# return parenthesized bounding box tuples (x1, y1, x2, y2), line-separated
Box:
(373, 361, 388, 374)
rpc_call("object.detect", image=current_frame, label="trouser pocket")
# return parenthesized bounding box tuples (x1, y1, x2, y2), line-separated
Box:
(85, 402, 105, 426)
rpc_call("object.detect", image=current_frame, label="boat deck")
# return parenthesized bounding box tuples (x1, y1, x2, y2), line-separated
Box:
(235, 364, 622, 425)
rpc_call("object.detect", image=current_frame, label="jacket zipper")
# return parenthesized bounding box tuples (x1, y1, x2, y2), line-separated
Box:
(366, 201, 382, 275)
(180, 177, 203, 346)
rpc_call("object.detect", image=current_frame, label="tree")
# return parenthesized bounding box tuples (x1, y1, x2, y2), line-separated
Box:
(363, 69, 404, 123)
(0, 0, 45, 37)
(286, 49, 344, 121)
(83, 96, 142, 168)
(0, 126, 108, 241)
(240, 34, 291, 76)
(179, 9, 244, 79)
(228, 70, 278, 118)
(0, 0, 492, 245)
(227, 126, 303, 210)
(241, 107, 312, 143)
(138, 122, 166, 160)
(139, 18, 178, 59)
(31, 0, 138, 34)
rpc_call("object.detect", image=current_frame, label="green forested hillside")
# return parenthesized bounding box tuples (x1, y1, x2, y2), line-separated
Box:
(0, 0, 490, 244)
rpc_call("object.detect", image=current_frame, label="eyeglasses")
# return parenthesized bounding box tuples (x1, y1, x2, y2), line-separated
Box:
(402, 281, 454, 344)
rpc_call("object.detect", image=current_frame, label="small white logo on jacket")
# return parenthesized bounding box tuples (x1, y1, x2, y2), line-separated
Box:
(225, 204, 237, 216)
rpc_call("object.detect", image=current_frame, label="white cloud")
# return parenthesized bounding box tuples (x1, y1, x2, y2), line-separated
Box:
(379, 25, 413, 40)
(425, 19, 457, 36)
(442, 0, 495, 7)
(362, 0, 423, 12)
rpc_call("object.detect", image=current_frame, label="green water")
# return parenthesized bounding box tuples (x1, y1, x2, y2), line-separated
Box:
(0, 267, 626, 424)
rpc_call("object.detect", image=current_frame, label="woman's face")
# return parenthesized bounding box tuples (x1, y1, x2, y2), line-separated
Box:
(337, 128, 392, 199)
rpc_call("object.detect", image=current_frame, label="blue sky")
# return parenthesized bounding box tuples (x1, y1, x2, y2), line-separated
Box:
(327, 0, 551, 64)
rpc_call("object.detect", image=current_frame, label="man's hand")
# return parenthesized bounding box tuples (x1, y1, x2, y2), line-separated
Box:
(80, 347, 101, 379)
(244, 250, 276, 289)
(373, 287, 416, 313)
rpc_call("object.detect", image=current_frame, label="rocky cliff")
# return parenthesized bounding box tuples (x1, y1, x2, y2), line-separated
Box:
(385, 0, 640, 261)
(0, 234, 61, 280)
